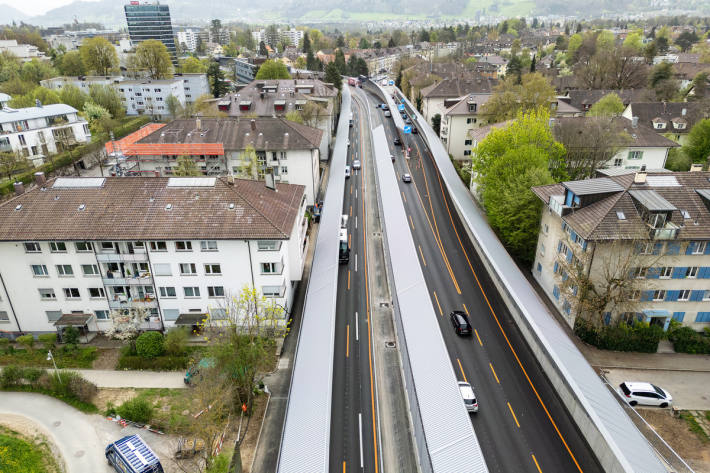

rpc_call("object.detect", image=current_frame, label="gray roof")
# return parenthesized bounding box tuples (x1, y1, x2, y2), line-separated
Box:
(629, 189, 677, 211)
(565, 89, 651, 110)
(627, 102, 708, 134)
(696, 188, 710, 202)
(564, 178, 624, 195)
(421, 76, 498, 99)
(596, 167, 670, 177)
(0, 103, 78, 124)
(0, 92, 10, 101)
(553, 116, 680, 149)
(443, 94, 492, 116)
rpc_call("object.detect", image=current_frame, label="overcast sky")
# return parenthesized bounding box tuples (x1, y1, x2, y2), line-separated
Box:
(2, 0, 98, 16)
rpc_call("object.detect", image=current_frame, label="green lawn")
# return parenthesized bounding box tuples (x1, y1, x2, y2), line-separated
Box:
(0, 425, 63, 473)
(0, 347, 98, 369)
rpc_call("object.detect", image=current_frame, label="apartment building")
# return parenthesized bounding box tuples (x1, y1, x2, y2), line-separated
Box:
(251, 28, 304, 48)
(176, 29, 197, 52)
(105, 117, 323, 205)
(0, 104, 90, 166)
(124, 1, 178, 66)
(532, 170, 710, 331)
(0, 40, 47, 62)
(421, 76, 497, 125)
(439, 93, 491, 161)
(0, 175, 308, 336)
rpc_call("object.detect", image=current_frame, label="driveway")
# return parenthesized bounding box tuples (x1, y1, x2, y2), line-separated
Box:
(603, 368, 710, 410)
(71, 369, 186, 388)
(0, 392, 179, 472)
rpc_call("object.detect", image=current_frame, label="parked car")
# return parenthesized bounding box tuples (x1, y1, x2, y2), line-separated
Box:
(617, 382, 673, 407)
(106, 435, 164, 473)
(384, 111, 391, 117)
(390, 154, 395, 162)
(458, 381, 479, 413)
(345, 165, 351, 178)
(401, 173, 412, 183)
(450, 310, 472, 335)
(393, 137, 401, 146)
(412, 126, 418, 134)
(352, 160, 361, 170)
(346, 139, 350, 147)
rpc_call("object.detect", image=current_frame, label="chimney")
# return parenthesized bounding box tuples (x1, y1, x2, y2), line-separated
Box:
(33, 171, 46, 186)
(690, 163, 703, 172)
(662, 101, 667, 114)
(631, 116, 638, 128)
(251, 119, 256, 131)
(634, 171, 647, 184)
(13, 182, 25, 195)
(196, 117, 201, 131)
(682, 108, 687, 116)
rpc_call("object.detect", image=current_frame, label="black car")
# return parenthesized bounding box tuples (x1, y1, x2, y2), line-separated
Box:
(450, 311, 472, 335)
(393, 137, 401, 146)
(412, 126, 418, 134)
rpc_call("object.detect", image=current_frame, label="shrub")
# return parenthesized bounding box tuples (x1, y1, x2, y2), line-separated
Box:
(22, 367, 44, 383)
(668, 327, 710, 354)
(117, 355, 188, 371)
(117, 397, 154, 424)
(105, 401, 117, 417)
(67, 372, 98, 403)
(575, 319, 663, 353)
(38, 333, 57, 349)
(63, 326, 79, 345)
(0, 338, 9, 352)
(16, 334, 34, 351)
(136, 331, 165, 359)
(1, 365, 24, 387)
(164, 327, 188, 356)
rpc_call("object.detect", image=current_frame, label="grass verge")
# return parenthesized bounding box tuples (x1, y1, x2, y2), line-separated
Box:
(0, 424, 64, 473)
(0, 346, 97, 369)
(680, 411, 710, 442)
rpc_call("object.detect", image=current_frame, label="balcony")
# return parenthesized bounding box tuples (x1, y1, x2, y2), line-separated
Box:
(651, 222, 680, 240)
(108, 297, 157, 310)
(102, 274, 153, 286)
(96, 252, 148, 263)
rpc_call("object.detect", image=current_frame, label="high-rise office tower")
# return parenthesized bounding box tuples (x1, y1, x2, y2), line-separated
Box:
(124, 1, 178, 66)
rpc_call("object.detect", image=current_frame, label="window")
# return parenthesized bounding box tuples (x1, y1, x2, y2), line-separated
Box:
(678, 290, 691, 301)
(639, 242, 654, 255)
(704, 290, 710, 301)
(616, 211, 626, 220)
(686, 267, 699, 278)
(39, 288, 56, 300)
(210, 308, 227, 319)
(159, 286, 176, 298)
(150, 241, 167, 251)
(631, 267, 647, 279)
(629, 290, 640, 301)
(257, 240, 281, 251)
(652, 290, 665, 301)
(101, 241, 115, 250)
(81, 264, 99, 276)
(163, 309, 179, 321)
(63, 288, 80, 299)
(75, 241, 93, 252)
(95, 310, 109, 320)
(175, 241, 192, 251)
(659, 267, 672, 278)
(24, 242, 41, 253)
(179, 263, 197, 275)
(200, 240, 218, 251)
(261, 262, 280, 274)
(281, 166, 288, 174)
(31, 264, 49, 277)
(208, 286, 225, 297)
(88, 287, 105, 298)
(56, 265, 74, 277)
(463, 150, 472, 156)
(464, 139, 473, 146)
(540, 243, 545, 256)
(183, 286, 201, 297)
(0, 311, 9, 323)
(46, 311, 62, 322)
(613, 158, 623, 167)
(628, 150, 643, 160)
(695, 312, 710, 323)
(153, 264, 172, 276)
(466, 117, 477, 124)
(49, 241, 67, 252)
(692, 241, 707, 255)
(18, 134, 26, 145)
(262, 285, 283, 297)
(204, 264, 221, 275)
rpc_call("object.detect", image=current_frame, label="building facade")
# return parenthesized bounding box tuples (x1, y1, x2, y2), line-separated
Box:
(0, 104, 90, 166)
(439, 93, 491, 161)
(176, 29, 197, 52)
(532, 170, 710, 331)
(0, 175, 308, 336)
(0, 40, 47, 62)
(124, 1, 178, 66)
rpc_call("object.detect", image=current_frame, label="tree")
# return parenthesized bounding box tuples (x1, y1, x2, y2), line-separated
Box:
(675, 31, 699, 52)
(415, 91, 423, 113)
(395, 69, 402, 89)
(306, 50, 317, 71)
(174, 155, 202, 176)
(622, 30, 644, 52)
(59, 50, 85, 76)
(298, 101, 327, 128)
(334, 49, 346, 75)
(0, 150, 28, 180)
(324, 62, 342, 91)
(83, 101, 111, 134)
(181, 56, 208, 73)
(259, 41, 268, 57)
(431, 113, 441, 135)
(481, 73, 555, 123)
(254, 60, 290, 80)
(207, 63, 228, 98)
(59, 84, 89, 110)
(166, 94, 182, 118)
(683, 119, 710, 164)
(8, 86, 61, 108)
(79, 37, 117, 75)
(104, 308, 150, 340)
(529, 55, 536, 73)
(588, 93, 625, 117)
(135, 39, 173, 79)
(388, 37, 396, 48)
(358, 37, 370, 49)
(665, 148, 692, 171)
(89, 84, 125, 119)
(302, 32, 311, 53)
(238, 144, 259, 179)
(505, 56, 523, 82)
(20, 58, 57, 84)
(284, 110, 304, 124)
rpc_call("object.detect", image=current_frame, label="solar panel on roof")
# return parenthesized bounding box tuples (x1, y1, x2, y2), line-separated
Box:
(167, 177, 216, 187)
(53, 178, 106, 188)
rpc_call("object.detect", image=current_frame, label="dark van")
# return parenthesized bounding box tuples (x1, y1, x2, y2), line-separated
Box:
(450, 311, 472, 335)
(106, 435, 164, 473)
(339, 229, 349, 264)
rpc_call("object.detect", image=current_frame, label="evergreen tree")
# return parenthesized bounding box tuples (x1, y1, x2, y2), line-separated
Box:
(325, 62, 342, 91)
(530, 55, 536, 73)
(334, 49, 347, 75)
(395, 68, 403, 89)
(259, 41, 268, 57)
(302, 32, 311, 54)
(207, 62, 228, 98)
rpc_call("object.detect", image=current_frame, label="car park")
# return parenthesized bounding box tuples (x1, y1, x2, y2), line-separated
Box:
(458, 381, 479, 413)
(352, 160, 361, 170)
(617, 382, 673, 407)
(401, 173, 412, 183)
(450, 310, 472, 335)
(393, 137, 401, 146)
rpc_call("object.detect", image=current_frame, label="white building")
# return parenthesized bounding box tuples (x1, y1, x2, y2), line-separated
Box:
(0, 40, 47, 62)
(177, 29, 197, 52)
(439, 93, 491, 161)
(532, 170, 710, 331)
(0, 104, 90, 166)
(0, 175, 308, 335)
(252, 28, 304, 48)
(0, 93, 10, 109)
(280, 29, 304, 47)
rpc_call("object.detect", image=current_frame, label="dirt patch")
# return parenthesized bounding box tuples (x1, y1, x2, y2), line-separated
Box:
(91, 348, 120, 370)
(240, 393, 268, 473)
(94, 388, 137, 413)
(0, 414, 65, 473)
(639, 409, 710, 473)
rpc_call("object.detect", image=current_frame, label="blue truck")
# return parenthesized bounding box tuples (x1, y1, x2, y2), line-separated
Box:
(106, 434, 164, 473)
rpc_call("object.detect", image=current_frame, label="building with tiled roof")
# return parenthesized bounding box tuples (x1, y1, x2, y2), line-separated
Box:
(439, 93, 492, 161)
(421, 75, 498, 123)
(0, 174, 308, 336)
(622, 102, 709, 145)
(531, 169, 710, 330)
(562, 89, 653, 114)
(109, 117, 323, 205)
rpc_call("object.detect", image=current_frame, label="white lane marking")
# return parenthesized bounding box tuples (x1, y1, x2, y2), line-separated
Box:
(355, 255, 358, 272)
(359, 412, 364, 468)
(355, 312, 359, 341)
(355, 216, 358, 229)
(355, 189, 358, 199)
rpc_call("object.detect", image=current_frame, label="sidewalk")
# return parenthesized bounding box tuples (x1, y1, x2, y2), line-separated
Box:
(68, 369, 185, 388)
(581, 344, 710, 372)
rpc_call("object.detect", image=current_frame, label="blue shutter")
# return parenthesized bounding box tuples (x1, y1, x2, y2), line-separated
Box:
(652, 243, 663, 255)
(603, 312, 612, 325)
(570, 230, 577, 242)
(537, 263, 542, 273)
(672, 312, 685, 322)
(572, 285, 578, 296)
(695, 312, 710, 323)
(665, 290, 680, 302)
(553, 285, 560, 300)
(665, 242, 680, 255)
(582, 240, 588, 251)
(686, 242, 696, 255)
(566, 250, 573, 263)
(705, 243, 710, 255)
(699, 267, 710, 279)
(641, 291, 653, 302)
(672, 267, 687, 279)
(646, 267, 660, 279)
(553, 262, 559, 273)
(690, 290, 705, 302)
(557, 241, 563, 253)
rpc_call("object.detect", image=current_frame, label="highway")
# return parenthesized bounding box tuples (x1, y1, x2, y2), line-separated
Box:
(350, 82, 603, 473)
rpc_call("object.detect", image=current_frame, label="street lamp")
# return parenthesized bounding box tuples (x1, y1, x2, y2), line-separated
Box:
(46, 350, 61, 381)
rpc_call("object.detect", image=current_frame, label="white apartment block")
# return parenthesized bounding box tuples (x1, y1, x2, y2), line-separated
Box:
(251, 28, 304, 47)
(0, 175, 308, 336)
(532, 170, 710, 332)
(439, 94, 491, 161)
(0, 104, 90, 166)
(0, 40, 47, 62)
(176, 29, 197, 52)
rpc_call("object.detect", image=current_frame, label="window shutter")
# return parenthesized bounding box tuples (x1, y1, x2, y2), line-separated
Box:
(557, 241, 563, 252)
(570, 230, 577, 241)
(652, 243, 662, 255)
(695, 312, 710, 323)
(665, 290, 679, 302)
(640, 291, 653, 302)
(553, 262, 559, 273)
(686, 242, 696, 255)
(705, 243, 710, 255)
(699, 267, 710, 279)
(665, 242, 680, 255)
(646, 267, 660, 279)
(690, 290, 705, 302)
(566, 250, 573, 263)
(672, 312, 685, 322)
(672, 267, 687, 279)
(582, 240, 588, 251)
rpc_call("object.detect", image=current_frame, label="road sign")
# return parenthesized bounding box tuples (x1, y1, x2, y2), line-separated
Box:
(404, 125, 412, 134)
(398, 104, 405, 111)
(389, 80, 394, 86)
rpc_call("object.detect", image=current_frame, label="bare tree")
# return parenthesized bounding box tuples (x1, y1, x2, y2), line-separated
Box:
(299, 100, 328, 129)
(0, 150, 29, 180)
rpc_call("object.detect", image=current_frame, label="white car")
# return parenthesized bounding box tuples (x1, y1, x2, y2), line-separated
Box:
(617, 381, 673, 407)
(344, 166, 351, 178)
(458, 381, 478, 413)
(346, 139, 350, 147)
(352, 160, 361, 170)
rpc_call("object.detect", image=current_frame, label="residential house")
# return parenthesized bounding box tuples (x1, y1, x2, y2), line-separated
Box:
(561, 89, 653, 115)
(622, 102, 709, 145)
(0, 175, 308, 336)
(0, 104, 90, 166)
(106, 117, 323, 205)
(532, 170, 710, 330)
(234, 58, 260, 84)
(421, 75, 497, 125)
(0, 40, 47, 62)
(477, 55, 508, 78)
(440, 94, 491, 161)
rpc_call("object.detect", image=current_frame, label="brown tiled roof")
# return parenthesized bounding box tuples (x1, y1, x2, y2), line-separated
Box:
(137, 117, 323, 151)
(553, 117, 680, 148)
(443, 94, 492, 116)
(626, 102, 709, 135)
(421, 76, 498, 98)
(566, 89, 652, 111)
(532, 172, 710, 241)
(0, 177, 304, 241)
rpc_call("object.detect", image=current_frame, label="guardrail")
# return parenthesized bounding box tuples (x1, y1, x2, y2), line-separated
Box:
(371, 82, 667, 473)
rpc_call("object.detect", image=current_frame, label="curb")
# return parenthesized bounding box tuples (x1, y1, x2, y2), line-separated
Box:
(596, 365, 710, 373)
